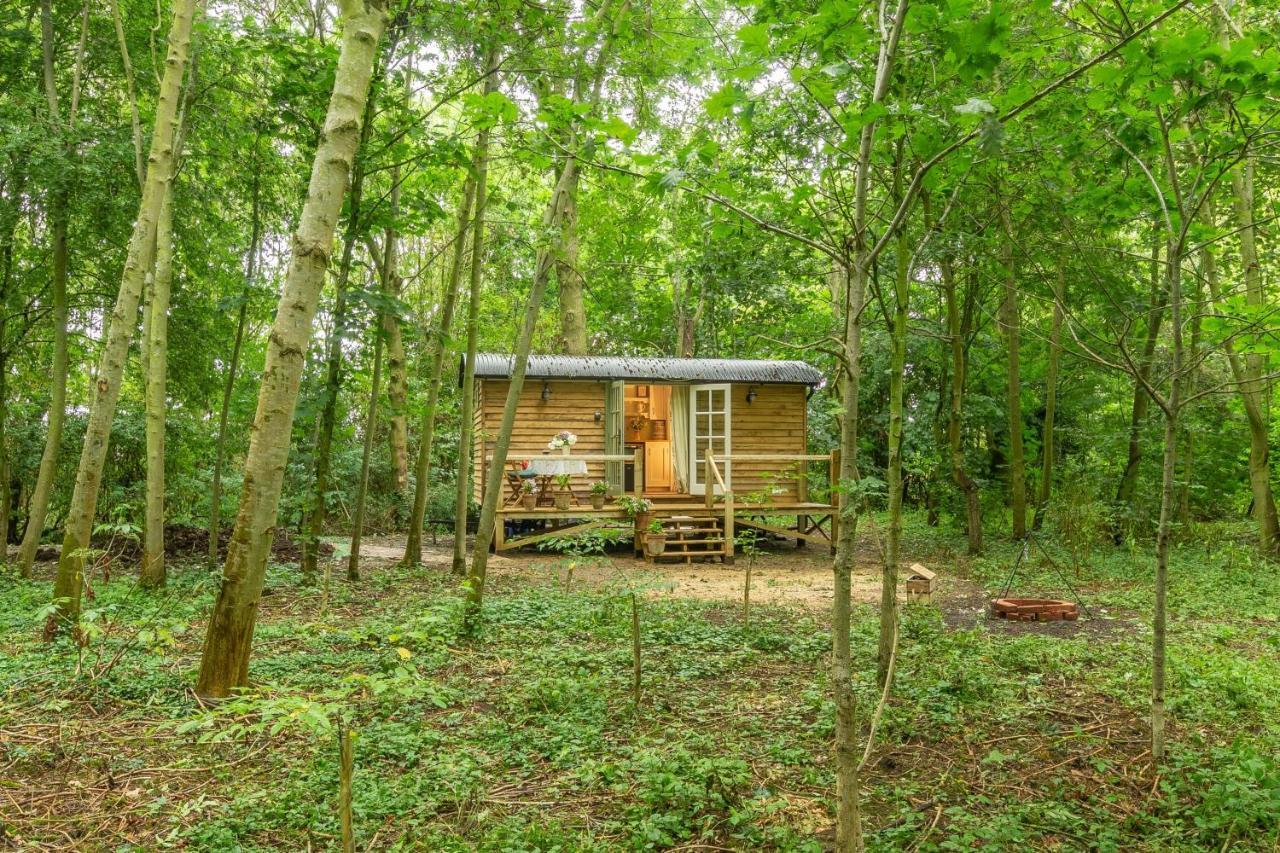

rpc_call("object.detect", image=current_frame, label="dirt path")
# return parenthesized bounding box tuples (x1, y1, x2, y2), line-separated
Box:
(350, 534, 1137, 638)
(353, 535, 893, 610)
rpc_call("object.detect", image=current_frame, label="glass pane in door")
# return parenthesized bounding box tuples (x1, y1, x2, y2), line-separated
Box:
(690, 385, 730, 493)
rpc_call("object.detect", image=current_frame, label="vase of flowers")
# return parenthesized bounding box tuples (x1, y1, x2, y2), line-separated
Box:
(548, 430, 577, 456)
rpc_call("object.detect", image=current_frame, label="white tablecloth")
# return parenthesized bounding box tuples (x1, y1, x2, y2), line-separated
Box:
(524, 457, 588, 476)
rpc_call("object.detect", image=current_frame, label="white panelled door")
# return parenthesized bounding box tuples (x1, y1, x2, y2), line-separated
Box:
(689, 384, 731, 495)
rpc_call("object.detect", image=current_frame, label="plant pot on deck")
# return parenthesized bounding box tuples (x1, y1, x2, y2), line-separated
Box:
(590, 494, 606, 510)
(521, 494, 537, 510)
(554, 492, 572, 511)
(643, 532, 667, 557)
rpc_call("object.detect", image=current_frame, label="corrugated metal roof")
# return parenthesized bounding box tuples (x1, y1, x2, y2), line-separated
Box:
(465, 353, 826, 386)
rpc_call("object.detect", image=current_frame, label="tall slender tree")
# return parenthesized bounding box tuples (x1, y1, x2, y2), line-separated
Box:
(452, 46, 500, 576)
(19, 0, 87, 577)
(50, 0, 199, 626)
(196, 0, 388, 696)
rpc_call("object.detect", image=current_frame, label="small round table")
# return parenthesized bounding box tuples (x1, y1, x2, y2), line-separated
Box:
(524, 457, 589, 505)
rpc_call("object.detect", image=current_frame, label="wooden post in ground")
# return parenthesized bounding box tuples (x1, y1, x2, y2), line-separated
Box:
(338, 724, 354, 853)
(631, 592, 642, 706)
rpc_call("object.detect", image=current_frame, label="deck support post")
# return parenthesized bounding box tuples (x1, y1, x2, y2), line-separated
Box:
(723, 490, 734, 564)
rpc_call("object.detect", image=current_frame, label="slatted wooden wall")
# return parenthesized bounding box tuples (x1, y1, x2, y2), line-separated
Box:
(474, 379, 608, 500)
(728, 383, 808, 501)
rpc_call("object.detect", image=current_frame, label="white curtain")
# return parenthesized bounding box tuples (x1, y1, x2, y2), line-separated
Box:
(671, 384, 690, 493)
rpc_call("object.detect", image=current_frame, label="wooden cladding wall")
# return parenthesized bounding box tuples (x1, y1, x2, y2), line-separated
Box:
(475, 379, 608, 500)
(729, 383, 807, 501)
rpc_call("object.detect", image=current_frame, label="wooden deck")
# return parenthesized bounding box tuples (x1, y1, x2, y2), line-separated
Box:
(492, 450, 841, 560)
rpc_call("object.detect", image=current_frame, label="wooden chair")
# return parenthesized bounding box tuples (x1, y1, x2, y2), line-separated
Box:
(504, 462, 527, 506)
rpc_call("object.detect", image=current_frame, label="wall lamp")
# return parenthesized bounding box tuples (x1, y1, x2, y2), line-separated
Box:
(594, 410, 603, 422)
(540, 382, 552, 402)
(746, 386, 758, 404)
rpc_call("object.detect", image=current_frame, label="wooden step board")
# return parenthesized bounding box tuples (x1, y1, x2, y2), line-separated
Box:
(646, 516, 727, 564)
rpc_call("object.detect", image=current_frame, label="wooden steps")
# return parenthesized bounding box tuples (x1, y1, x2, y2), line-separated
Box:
(642, 515, 727, 564)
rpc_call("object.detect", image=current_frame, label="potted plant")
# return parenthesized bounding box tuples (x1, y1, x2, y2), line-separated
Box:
(619, 495, 654, 554)
(643, 519, 667, 557)
(553, 473, 574, 510)
(548, 430, 578, 456)
(618, 494, 653, 527)
(589, 481, 609, 510)
(520, 478, 537, 510)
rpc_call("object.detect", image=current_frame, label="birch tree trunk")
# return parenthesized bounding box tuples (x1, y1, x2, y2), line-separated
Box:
(50, 0, 198, 627)
(21, 0, 86, 577)
(452, 48, 499, 576)
(402, 177, 475, 565)
(196, 0, 387, 697)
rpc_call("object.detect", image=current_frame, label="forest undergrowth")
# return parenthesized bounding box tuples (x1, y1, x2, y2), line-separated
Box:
(2, 515, 1278, 851)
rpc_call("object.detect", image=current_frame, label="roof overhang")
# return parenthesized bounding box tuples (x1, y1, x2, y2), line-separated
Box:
(462, 354, 826, 387)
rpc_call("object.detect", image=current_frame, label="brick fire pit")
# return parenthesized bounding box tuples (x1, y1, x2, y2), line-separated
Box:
(990, 597, 1079, 622)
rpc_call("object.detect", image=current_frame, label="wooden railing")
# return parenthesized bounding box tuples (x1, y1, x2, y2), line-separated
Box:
(703, 449, 734, 561)
(486, 450, 645, 497)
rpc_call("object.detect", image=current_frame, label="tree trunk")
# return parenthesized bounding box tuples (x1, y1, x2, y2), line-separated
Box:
(141, 183, 175, 588)
(301, 134, 372, 577)
(1152, 239, 1183, 764)
(1113, 224, 1164, 539)
(451, 47, 499, 576)
(943, 261, 981, 554)
(402, 177, 475, 565)
(209, 163, 260, 564)
(462, 0, 630, 627)
(349, 174, 398, 579)
(1033, 269, 1064, 531)
(1201, 197, 1278, 550)
(195, 0, 387, 697)
(21, 0, 85, 576)
(555, 174, 587, 354)
(878, 224, 907, 686)
(383, 168, 410, 493)
(999, 198, 1026, 539)
(464, 163, 577, 629)
(1232, 160, 1278, 549)
(832, 257, 864, 853)
(347, 286, 385, 582)
(51, 0, 198, 627)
